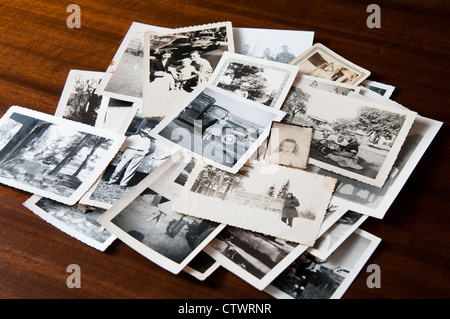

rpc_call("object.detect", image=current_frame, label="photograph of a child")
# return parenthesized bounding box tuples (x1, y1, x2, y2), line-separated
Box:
(264, 122, 312, 169)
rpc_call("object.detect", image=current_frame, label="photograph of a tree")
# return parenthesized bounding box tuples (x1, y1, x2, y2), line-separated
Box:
(282, 87, 311, 122)
(65, 77, 103, 126)
(0, 112, 114, 197)
(332, 106, 406, 146)
(217, 62, 269, 103)
(190, 164, 249, 199)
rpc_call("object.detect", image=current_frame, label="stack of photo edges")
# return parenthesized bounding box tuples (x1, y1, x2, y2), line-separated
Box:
(0, 21, 441, 299)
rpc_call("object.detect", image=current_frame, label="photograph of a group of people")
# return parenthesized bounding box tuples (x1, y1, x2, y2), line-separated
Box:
(233, 27, 314, 65)
(148, 27, 228, 94)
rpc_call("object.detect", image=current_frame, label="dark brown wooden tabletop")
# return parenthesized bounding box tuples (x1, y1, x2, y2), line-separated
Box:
(0, 0, 449, 300)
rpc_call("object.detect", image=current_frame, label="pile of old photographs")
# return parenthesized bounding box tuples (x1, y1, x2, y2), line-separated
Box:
(1, 21, 442, 299)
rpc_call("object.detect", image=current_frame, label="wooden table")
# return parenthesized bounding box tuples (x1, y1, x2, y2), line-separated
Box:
(0, 0, 449, 300)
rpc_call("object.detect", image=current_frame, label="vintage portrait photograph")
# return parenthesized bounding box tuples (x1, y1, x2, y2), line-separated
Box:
(209, 51, 299, 110)
(142, 22, 234, 117)
(98, 153, 225, 274)
(96, 22, 170, 103)
(150, 84, 285, 173)
(280, 85, 416, 187)
(172, 159, 337, 245)
(233, 27, 314, 64)
(54, 70, 107, 127)
(23, 195, 115, 251)
(265, 229, 381, 299)
(264, 122, 313, 169)
(289, 43, 370, 85)
(81, 115, 173, 209)
(310, 116, 442, 219)
(0, 106, 125, 205)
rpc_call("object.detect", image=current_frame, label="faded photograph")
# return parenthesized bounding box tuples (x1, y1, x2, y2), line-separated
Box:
(233, 27, 314, 64)
(100, 23, 169, 101)
(111, 188, 220, 264)
(211, 52, 298, 109)
(173, 160, 336, 245)
(264, 122, 312, 169)
(290, 43, 370, 85)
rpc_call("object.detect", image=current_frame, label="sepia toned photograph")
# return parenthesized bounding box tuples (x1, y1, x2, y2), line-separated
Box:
(173, 159, 337, 245)
(309, 116, 442, 219)
(98, 153, 225, 274)
(96, 22, 170, 103)
(81, 115, 173, 209)
(289, 43, 370, 85)
(280, 85, 416, 187)
(54, 70, 107, 127)
(142, 22, 234, 117)
(0, 106, 125, 205)
(23, 195, 115, 251)
(209, 51, 299, 110)
(233, 27, 314, 64)
(265, 229, 381, 299)
(264, 122, 313, 169)
(150, 84, 285, 173)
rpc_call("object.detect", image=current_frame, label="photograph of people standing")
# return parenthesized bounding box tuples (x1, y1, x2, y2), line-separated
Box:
(281, 193, 300, 227)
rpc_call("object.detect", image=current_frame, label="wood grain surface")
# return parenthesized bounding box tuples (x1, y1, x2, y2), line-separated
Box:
(0, 0, 449, 299)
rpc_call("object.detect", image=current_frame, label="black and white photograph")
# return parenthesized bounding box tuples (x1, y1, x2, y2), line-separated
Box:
(150, 84, 285, 173)
(308, 211, 368, 260)
(98, 153, 225, 274)
(361, 79, 395, 98)
(203, 203, 347, 290)
(209, 51, 299, 110)
(142, 22, 234, 117)
(173, 159, 337, 245)
(0, 106, 125, 205)
(81, 115, 173, 209)
(280, 85, 416, 187)
(23, 195, 115, 251)
(264, 122, 313, 169)
(183, 251, 221, 281)
(205, 226, 301, 290)
(310, 116, 442, 219)
(290, 43, 370, 85)
(99, 96, 140, 134)
(54, 70, 107, 127)
(96, 22, 170, 103)
(265, 228, 381, 299)
(233, 27, 314, 64)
